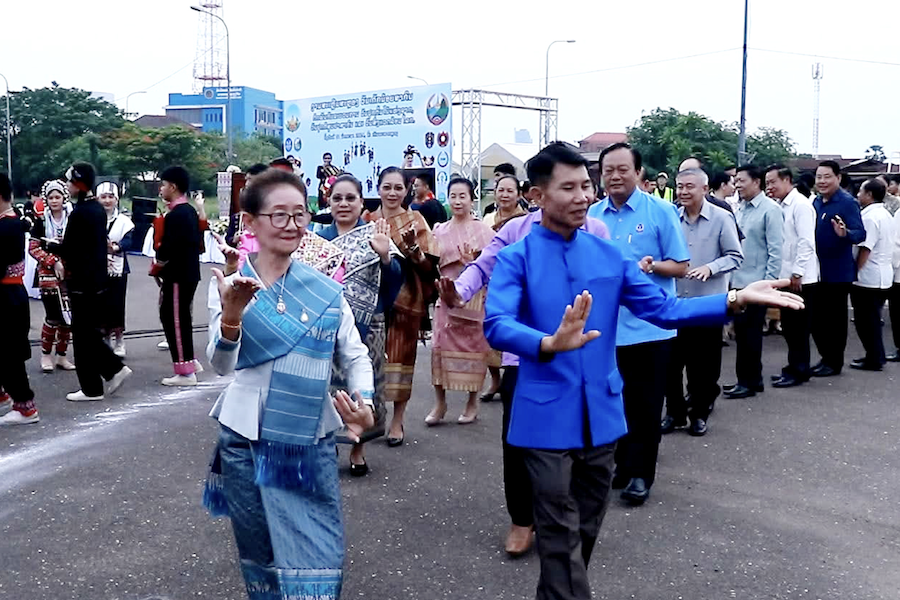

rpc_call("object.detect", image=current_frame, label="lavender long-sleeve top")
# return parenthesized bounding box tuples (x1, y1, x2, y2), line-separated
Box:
(454, 208, 611, 366)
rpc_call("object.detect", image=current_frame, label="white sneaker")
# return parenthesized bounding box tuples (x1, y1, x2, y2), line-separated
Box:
(157, 340, 169, 351)
(66, 390, 104, 402)
(0, 398, 11, 414)
(162, 373, 198, 387)
(108, 366, 133, 395)
(0, 409, 40, 425)
(56, 355, 76, 371)
(41, 354, 54, 372)
(113, 340, 126, 358)
(192, 359, 204, 374)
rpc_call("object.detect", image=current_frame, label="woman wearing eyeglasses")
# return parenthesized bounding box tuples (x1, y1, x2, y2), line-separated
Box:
(204, 168, 374, 599)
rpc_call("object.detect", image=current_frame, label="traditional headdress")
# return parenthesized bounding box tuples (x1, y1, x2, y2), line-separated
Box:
(96, 181, 120, 199)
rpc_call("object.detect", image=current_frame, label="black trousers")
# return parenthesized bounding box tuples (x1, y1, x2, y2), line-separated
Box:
(160, 279, 198, 374)
(780, 284, 814, 379)
(500, 366, 533, 528)
(850, 286, 887, 365)
(889, 283, 900, 352)
(809, 282, 851, 371)
(615, 339, 671, 487)
(103, 274, 128, 334)
(0, 359, 34, 405)
(523, 443, 615, 600)
(70, 291, 124, 397)
(733, 304, 766, 388)
(664, 326, 722, 422)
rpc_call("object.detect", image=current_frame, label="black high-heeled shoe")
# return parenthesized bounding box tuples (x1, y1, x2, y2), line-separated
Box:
(480, 391, 499, 402)
(386, 426, 405, 447)
(349, 461, 369, 477)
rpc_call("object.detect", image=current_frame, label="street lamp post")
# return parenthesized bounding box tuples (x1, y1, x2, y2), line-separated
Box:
(125, 90, 147, 120)
(0, 73, 11, 190)
(545, 40, 575, 97)
(544, 40, 575, 144)
(191, 5, 232, 162)
(407, 76, 429, 86)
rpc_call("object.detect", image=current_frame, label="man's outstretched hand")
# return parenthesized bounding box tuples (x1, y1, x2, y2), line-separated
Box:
(540, 291, 601, 354)
(736, 279, 805, 311)
(437, 276, 464, 308)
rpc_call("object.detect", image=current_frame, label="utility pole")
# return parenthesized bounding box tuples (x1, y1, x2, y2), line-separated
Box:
(812, 63, 823, 159)
(737, 0, 749, 165)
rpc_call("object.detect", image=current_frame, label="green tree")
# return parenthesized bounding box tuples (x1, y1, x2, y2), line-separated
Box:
(233, 133, 283, 169)
(627, 108, 796, 175)
(1, 84, 124, 194)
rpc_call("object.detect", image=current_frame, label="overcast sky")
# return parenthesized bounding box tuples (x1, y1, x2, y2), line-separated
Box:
(6, 0, 900, 161)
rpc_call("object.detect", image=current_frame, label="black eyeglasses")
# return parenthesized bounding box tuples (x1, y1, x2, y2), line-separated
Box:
(257, 211, 306, 229)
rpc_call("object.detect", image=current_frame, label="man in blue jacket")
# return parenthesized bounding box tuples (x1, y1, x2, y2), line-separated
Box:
(484, 143, 804, 600)
(810, 160, 865, 377)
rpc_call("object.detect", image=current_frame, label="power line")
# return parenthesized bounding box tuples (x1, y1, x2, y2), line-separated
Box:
(115, 35, 226, 102)
(751, 47, 900, 67)
(475, 48, 741, 89)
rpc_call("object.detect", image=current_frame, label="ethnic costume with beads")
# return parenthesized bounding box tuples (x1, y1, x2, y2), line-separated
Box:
(0, 210, 38, 424)
(204, 259, 374, 600)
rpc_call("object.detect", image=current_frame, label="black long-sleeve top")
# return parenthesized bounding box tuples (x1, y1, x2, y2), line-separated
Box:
(54, 196, 109, 294)
(156, 203, 202, 283)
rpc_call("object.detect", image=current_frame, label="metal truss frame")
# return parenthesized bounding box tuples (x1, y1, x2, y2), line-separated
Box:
(452, 89, 558, 199)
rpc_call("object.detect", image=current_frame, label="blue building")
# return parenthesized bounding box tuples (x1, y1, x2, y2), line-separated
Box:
(165, 86, 283, 138)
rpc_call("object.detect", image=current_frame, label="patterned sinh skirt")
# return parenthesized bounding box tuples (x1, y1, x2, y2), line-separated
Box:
(334, 314, 387, 444)
(384, 310, 420, 403)
(430, 303, 490, 392)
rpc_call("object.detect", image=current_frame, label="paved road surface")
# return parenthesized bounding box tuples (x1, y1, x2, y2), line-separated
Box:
(1, 256, 898, 599)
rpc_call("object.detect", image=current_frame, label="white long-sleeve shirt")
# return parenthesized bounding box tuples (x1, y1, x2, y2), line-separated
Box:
(893, 208, 900, 284)
(206, 276, 374, 442)
(779, 188, 819, 284)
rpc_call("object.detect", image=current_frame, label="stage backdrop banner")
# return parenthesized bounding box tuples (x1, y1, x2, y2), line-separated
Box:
(283, 83, 452, 207)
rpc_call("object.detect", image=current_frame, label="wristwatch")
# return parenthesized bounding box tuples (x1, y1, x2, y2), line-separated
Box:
(727, 289, 745, 314)
(647, 260, 655, 274)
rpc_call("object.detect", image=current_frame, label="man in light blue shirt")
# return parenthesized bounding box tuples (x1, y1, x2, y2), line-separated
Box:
(588, 143, 689, 506)
(724, 164, 783, 399)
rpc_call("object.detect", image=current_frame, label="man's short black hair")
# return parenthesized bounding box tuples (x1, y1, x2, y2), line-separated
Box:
(414, 172, 434, 191)
(736, 164, 763, 183)
(247, 163, 269, 177)
(710, 171, 732, 191)
(0, 173, 10, 203)
(598, 142, 642, 173)
(526, 142, 590, 188)
(159, 166, 190, 194)
(818, 160, 841, 177)
(765, 164, 793, 182)
(323, 152, 333, 159)
(862, 178, 887, 202)
(493, 162, 516, 177)
(889, 174, 900, 185)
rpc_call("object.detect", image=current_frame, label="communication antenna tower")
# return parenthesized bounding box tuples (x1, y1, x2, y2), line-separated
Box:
(192, 1, 226, 92)
(812, 63, 823, 159)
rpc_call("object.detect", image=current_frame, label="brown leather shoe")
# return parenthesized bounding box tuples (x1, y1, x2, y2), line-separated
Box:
(504, 525, 534, 557)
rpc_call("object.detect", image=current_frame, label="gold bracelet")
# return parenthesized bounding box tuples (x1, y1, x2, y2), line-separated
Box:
(220, 320, 241, 330)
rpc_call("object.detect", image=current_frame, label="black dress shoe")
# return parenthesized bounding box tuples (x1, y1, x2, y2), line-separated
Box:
(723, 383, 739, 393)
(621, 478, 650, 505)
(386, 426, 405, 447)
(885, 351, 900, 362)
(660, 415, 687, 435)
(849, 360, 882, 372)
(811, 364, 840, 377)
(611, 473, 629, 490)
(349, 461, 369, 477)
(724, 384, 757, 399)
(689, 418, 708, 436)
(772, 374, 803, 388)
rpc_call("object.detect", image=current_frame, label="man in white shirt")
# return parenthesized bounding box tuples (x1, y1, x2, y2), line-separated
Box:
(765, 165, 818, 387)
(887, 204, 900, 362)
(850, 178, 895, 371)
